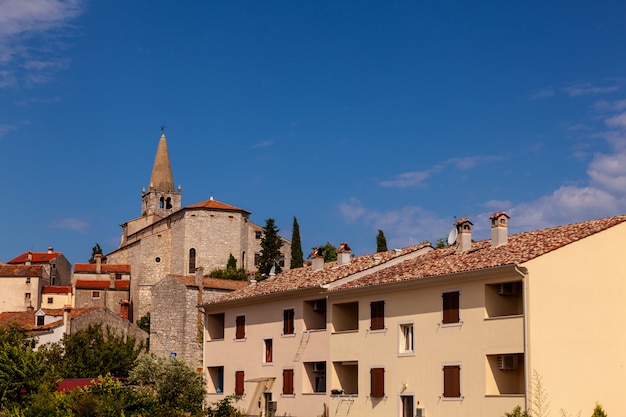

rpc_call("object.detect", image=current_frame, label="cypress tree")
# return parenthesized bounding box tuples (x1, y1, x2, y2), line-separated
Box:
(290, 216, 304, 268)
(258, 218, 283, 277)
(376, 230, 388, 252)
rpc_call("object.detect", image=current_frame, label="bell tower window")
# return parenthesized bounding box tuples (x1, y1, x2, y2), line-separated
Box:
(166, 197, 172, 209)
(159, 197, 165, 209)
(189, 248, 196, 273)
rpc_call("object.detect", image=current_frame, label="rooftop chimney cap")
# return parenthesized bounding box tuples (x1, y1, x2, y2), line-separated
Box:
(310, 247, 325, 259)
(337, 242, 351, 253)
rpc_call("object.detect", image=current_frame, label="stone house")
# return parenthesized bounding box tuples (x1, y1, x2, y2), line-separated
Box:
(150, 267, 248, 370)
(106, 133, 291, 321)
(73, 255, 131, 316)
(41, 285, 74, 309)
(7, 248, 72, 286)
(0, 264, 50, 313)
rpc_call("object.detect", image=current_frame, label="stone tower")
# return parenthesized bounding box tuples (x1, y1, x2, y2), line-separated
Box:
(142, 134, 181, 217)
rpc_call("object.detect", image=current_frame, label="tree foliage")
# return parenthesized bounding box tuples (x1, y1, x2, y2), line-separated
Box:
(504, 406, 530, 417)
(208, 254, 248, 281)
(591, 403, 607, 417)
(313, 242, 337, 262)
(257, 218, 283, 277)
(376, 229, 388, 252)
(88, 243, 103, 263)
(205, 395, 244, 417)
(290, 216, 304, 268)
(128, 355, 206, 415)
(60, 324, 144, 378)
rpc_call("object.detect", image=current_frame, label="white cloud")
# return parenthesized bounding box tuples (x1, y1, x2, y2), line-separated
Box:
(379, 170, 430, 188)
(562, 83, 619, 97)
(50, 217, 88, 232)
(0, 124, 15, 138)
(605, 112, 626, 129)
(0, 0, 83, 87)
(252, 140, 273, 148)
(529, 88, 556, 100)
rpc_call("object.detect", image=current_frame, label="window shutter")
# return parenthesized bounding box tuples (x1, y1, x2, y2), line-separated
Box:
(442, 292, 460, 324)
(443, 365, 461, 397)
(235, 370, 245, 395)
(370, 301, 385, 330)
(283, 369, 294, 395)
(236, 316, 245, 339)
(283, 309, 294, 334)
(370, 367, 385, 397)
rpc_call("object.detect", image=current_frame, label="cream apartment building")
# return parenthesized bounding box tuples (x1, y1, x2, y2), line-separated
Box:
(202, 213, 626, 417)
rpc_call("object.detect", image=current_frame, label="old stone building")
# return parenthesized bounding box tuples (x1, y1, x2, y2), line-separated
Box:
(106, 132, 291, 321)
(7, 248, 72, 286)
(73, 255, 131, 317)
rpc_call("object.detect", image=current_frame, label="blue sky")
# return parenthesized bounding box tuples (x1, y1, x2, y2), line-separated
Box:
(1, 0, 625, 265)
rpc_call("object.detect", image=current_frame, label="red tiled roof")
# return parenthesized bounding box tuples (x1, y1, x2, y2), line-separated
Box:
(204, 244, 430, 305)
(185, 198, 248, 212)
(333, 214, 626, 291)
(0, 307, 102, 333)
(74, 264, 131, 273)
(0, 265, 45, 277)
(8, 252, 61, 264)
(43, 285, 73, 294)
(75, 280, 130, 289)
(171, 275, 249, 291)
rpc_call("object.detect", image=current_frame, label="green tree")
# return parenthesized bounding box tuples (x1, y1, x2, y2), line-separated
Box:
(226, 253, 237, 271)
(290, 216, 304, 268)
(206, 395, 243, 417)
(129, 355, 206, 415)
(504, 406, 530, 417)
(257, 218, 283, 277)
(0, 324, 55, 409)
(591, 403, 607, 417)
(376, 229, 388, 252)
(136, 312, 151, 334)
(61, 324, 144, 378)
(312, 242, 337, 262)
(88, 243, 103, 263)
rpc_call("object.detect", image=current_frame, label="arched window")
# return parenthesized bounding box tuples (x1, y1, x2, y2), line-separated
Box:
(159, 197, 165, 208)
(189, 248, 196, 273)
(166, 197, 172, 209)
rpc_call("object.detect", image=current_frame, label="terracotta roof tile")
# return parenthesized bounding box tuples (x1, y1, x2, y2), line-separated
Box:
(0, 307, 100, 332)
(75, 280, 130, 289)
(185, 198, 248, 212)
(333, 214, 626, 291)
(0, 265, 45, 277)
(43, 285, 73, 294)
(8, 252, 61, 264)
(74, 264, 131, 273)
(204, 244, 430, 305)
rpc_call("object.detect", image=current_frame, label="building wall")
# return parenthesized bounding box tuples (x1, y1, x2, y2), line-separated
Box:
(42, 292, 74, 309)
(70, 309, 148, 344)
(75, 288, 130, 314)
(522, 222, 626, 415)
(0, 275, 48, 313)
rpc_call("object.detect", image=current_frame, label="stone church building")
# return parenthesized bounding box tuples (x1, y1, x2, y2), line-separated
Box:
(106, 133, 291, 321)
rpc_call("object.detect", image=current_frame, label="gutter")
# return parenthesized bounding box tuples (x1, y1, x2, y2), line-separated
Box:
(515, 265, 530, 413)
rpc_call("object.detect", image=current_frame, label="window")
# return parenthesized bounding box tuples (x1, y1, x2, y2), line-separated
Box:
(254, 253, 260, 266)
(332, 301, 358, 332)
(115, 273, 122, 280)
(282, 369, 294, 395)
(235, 370, 245, 395)
(36, 315, 45, 326)
(399, 323, 414, 354)
(207, 313, 225, 340)
(25, 292, 31, 300)
(279, 253, 285, 268)
(189, 248, 196, 273)
(207, 366, 224, 393)
(370, 300, 385, 330)
(47, 297, 53, 304)
(92, 291, 101, 299)
(283, 309, 295, 335)
(26, 277, 31, 284)
(304, 362, 326, 393)
(264, 339, 273, 363)
(442, 291, 460, 324)
(443, 365, 461, 398)
(370, 367, 385, 397)
(235, 315, 246, 340)
(255, 231, 262, 239)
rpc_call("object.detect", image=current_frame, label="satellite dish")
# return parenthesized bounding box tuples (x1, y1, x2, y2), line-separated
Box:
(447, 227, 458, 246)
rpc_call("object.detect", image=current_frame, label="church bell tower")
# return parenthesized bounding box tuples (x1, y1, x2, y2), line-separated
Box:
(142, 133, 181, 217)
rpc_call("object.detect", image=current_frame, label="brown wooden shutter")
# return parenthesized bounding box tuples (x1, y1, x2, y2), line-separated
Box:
(443, 365, 461, 397)
(283, 369, 294, 395)
(370, 301, 385, 330)
(236, 315, 245, 339)
(442, 292, 460, 324)
(235, 370, 245, 395)
(283, 309, 294, 334)
(265, 339, 273, 363)
(370, 367, 385, 397)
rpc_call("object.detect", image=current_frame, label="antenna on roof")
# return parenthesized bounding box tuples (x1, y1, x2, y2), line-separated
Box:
(447, 227, 458, 246)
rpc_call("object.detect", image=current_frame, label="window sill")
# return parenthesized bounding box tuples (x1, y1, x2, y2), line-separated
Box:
(281, 394, 296, 398)
(485, 393, 525, 398)
(207, 392, 225, 396)
(301, 392, 327, 395)
(207, 338, 225, 342)
(440, 321, 463, 328)
(397, 351, 415, 357)
(262, 363, 274, 367)
(368, 328, 387, 334)
(484, 314, 523, 321)
(281, 333, 296, 338)
(441, 396, 464, 401)
(331, 329, 358, 335)
(234, 338, 247, 342)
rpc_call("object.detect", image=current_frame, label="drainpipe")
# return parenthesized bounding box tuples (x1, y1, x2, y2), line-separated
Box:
(515, 265, 529, 413)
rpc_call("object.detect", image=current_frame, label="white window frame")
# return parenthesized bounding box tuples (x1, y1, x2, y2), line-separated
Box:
(397, 321, 415, 356)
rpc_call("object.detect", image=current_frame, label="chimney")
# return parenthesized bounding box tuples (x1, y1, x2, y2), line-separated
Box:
(26, 251, 32, 265)
(490, 212, 510, 247)
(310, 247, 325, 271)
(63, 305, 72, 334)
(455, 218, 473, 253)
(119, 300, 130, 321)
(48, 247, 53, 254)
(95, 254, 102, 274)
(337, 242, 351, 266)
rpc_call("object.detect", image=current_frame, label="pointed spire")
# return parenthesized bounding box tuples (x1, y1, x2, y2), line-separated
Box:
(149, 134, 175, 192)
